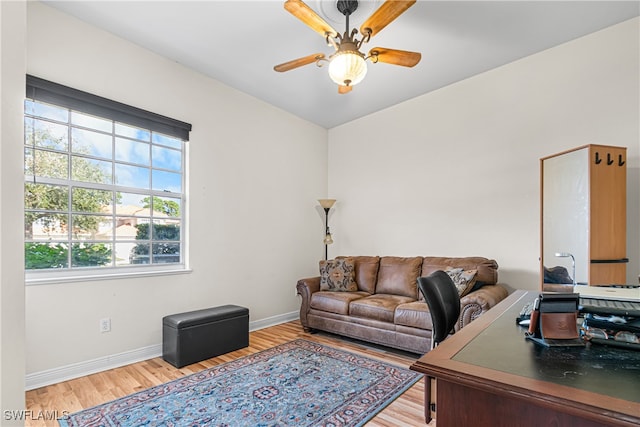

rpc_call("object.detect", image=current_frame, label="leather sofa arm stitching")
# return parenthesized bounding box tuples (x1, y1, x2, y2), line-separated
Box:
(296, 277, 320, 329)
(297, 276, 321, 294)
(457, 284, 509, 331)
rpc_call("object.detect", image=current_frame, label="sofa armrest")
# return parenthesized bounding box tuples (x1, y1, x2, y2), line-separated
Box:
(296, 276, 320, 330)
(456, 284, 509, 331)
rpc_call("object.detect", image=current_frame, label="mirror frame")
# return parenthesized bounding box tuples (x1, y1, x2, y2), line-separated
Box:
(540, 144, 628, 290)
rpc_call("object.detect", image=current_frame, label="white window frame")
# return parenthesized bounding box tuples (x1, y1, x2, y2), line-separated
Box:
(24, 75, 192, 285)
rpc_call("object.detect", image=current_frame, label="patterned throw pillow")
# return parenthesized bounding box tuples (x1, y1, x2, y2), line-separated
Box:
(319, 258, 358, 292)
(445, 267, 478, 298)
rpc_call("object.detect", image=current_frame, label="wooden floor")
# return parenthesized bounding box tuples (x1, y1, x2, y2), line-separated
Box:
(25, 320, 433, 426)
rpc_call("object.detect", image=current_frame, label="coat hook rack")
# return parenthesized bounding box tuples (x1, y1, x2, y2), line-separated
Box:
(595, 152, 602, 164)
(618, 154, 625, 167)
(607, 153, 614, 165)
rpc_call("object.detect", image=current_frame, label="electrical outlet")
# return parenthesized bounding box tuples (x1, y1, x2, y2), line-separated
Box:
(100, 317, 111, 333)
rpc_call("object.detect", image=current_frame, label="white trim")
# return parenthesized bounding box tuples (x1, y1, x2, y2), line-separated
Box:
(25, 344, 162, 391)
(25, 311, 300, 390)
(249, 311, 299, 332)
(26, 267, 193, 286)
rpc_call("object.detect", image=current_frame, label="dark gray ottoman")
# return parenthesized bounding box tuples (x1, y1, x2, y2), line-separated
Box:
(162, 305, 249, 368)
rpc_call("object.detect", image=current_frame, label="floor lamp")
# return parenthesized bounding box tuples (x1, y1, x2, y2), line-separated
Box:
(318, 199, 336, 260)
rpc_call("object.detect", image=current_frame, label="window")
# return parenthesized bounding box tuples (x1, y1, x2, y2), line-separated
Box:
(24, 76, 192, 281)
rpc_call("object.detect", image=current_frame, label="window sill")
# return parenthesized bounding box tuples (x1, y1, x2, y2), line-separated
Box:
(25, 267, 193, 286)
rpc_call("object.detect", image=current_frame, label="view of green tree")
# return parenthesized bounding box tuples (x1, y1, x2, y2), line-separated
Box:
(133, 223, 180, 241)
(141, 196, 181, 217)
(25, 243, 68, 269)
(25, 242, 113, 269)
(25, 149, 113, 238)
(130, 223, 180, 264)
(24, 128, 113, 269)
(24, 125, 182, 269)
(71, 243, 112, 267)
(24, 183, 68, 239)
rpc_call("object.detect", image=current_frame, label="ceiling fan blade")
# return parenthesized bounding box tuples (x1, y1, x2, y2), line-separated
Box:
(274, 53, 325, 72)
(338, 85, 353, 94)
(369, 47, 421, 67)
(284, 0, 338, 38)
(360, 0, 416, 38)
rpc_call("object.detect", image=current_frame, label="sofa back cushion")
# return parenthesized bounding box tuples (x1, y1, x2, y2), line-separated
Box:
(375, 256, 423, 299)
(422, 257, 498, 285)
(336, 256, 380, 294)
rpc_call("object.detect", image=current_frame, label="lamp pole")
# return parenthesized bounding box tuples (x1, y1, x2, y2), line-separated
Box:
(323, 207, 330, 260)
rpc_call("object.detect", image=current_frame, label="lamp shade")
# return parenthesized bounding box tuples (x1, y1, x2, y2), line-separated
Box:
(318, 199, 336, 209)
(328, 51, 367, 86)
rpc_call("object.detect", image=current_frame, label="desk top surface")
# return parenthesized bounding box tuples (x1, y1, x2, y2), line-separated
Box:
(452, 291, 640, 402)
(411, 290, 640, 422)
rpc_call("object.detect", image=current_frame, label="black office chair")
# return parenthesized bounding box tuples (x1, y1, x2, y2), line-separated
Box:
(418, 270, 461, 350)
(417, 270, 461, 424)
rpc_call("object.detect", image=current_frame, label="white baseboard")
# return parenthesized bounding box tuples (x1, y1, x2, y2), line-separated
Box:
(25, 311, 300, 391)
(249, 310, 299, 332)
(25, 344, 162, 391)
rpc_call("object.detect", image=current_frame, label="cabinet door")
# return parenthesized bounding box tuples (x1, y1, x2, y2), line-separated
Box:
(541, 147, 589, 286)
(589, 146, 626, 285)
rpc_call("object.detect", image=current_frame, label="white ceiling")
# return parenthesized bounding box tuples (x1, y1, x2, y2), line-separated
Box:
(43, 1, 639, 129)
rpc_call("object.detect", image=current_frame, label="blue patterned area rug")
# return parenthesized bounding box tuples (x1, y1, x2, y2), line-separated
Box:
(58, 339, 422, 427)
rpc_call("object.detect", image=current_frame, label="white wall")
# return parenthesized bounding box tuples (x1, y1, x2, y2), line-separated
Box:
(1, 1, 27, 422)
(15, 3, 640, 392)
(328, 18, 640, 292)
(25, 2, 328, 377)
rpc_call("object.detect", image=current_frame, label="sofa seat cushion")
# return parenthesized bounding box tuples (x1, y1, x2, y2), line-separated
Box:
(310, 291, 370, 315)
(349, 294, 415, 323)
(394, 301, 432, 330)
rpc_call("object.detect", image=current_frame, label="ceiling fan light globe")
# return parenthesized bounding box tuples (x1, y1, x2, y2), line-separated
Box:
(328, 51, 367, 86)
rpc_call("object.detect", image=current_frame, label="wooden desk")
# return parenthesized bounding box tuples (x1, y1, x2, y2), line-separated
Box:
(410, 290, 640, 427)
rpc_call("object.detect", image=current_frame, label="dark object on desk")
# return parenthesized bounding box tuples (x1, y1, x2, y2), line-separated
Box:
(526, 292, 585, 347)
(516, 301, 533, 325)
(580, 297, 640, 317)
(582, 314, 640, 351)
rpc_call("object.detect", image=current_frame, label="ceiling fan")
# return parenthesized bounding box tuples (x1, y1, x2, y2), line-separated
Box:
(274, 0, 421, 94)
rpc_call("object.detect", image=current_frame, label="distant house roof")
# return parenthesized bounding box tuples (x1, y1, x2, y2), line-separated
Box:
(96, 224, 138, 239)
(101, 204, 171, 218)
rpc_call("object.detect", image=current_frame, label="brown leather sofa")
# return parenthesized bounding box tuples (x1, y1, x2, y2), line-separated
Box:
(296, 256, 509, 354)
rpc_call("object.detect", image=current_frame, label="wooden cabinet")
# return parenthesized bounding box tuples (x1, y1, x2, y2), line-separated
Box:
(541, 144, 627, 287)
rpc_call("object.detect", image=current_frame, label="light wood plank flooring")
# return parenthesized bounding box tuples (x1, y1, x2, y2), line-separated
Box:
(25, 320, 432, 426)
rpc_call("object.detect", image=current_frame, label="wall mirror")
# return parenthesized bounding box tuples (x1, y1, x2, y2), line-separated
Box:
(540, 144, 627, 289)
